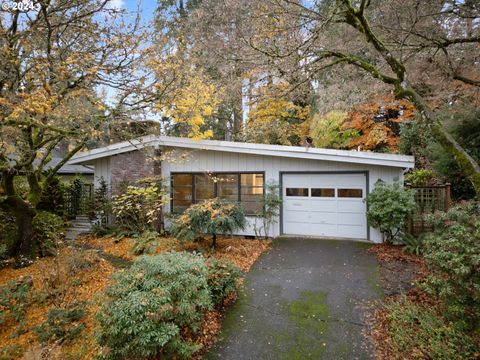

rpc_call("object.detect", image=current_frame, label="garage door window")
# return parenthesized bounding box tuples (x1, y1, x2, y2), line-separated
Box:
(338, 189, 363, 198)
(286, 188, 309, 197)
(311, 188, 335, 197)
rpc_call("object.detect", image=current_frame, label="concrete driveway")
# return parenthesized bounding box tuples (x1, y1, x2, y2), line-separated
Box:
(206, 237, 382, 360)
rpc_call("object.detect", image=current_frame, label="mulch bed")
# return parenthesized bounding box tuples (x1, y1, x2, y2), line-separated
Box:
(368, 244, 428, 297)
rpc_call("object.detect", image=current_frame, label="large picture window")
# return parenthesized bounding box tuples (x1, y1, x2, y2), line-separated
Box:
(171, 172, 264, 215)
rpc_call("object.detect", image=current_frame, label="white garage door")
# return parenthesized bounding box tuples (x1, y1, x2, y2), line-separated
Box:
(282, 173, 367, 239)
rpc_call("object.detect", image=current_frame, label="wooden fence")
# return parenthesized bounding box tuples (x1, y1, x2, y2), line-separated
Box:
(406, 184, 451, 236)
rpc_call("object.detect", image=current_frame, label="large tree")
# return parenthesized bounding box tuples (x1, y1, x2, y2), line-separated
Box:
(223, 0, 480, 193)
(0, 0, 141, 259)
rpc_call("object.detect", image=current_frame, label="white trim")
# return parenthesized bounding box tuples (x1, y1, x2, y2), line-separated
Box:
(68, 135, 414, 168)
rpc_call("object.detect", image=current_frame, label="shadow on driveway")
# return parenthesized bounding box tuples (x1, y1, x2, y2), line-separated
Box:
(207, 237, 382, 360)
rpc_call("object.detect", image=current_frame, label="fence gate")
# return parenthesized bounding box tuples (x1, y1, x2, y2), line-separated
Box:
(65, 182, 94, 219)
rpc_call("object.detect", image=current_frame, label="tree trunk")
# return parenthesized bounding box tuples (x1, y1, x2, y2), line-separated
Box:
(232, 77, 243, 141)
(211, 233, 217, 249)
(2, 171, 37, 259)
(10, 202, 36, 259)
(397, 83, 480, 195)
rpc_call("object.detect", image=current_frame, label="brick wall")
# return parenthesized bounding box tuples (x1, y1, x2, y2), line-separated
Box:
(110, 149, 160, 195)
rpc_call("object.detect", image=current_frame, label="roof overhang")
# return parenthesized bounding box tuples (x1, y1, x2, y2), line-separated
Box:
(68, 135, 415, 169)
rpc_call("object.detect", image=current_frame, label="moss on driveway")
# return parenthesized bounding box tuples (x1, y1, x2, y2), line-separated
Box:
(207, 237, 381, 360)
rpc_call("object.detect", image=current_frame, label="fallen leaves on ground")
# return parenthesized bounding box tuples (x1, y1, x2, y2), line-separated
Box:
(0, 247, 116, 359)
(77, 235, 137, 260)
(178, 237, 271, 272)
(368, 243, 424, 264)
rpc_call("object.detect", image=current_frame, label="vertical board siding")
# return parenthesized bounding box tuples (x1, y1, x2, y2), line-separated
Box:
(93, 158, 111, 189)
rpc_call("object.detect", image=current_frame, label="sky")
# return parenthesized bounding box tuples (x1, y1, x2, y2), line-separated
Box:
(109, 0, 157, 24)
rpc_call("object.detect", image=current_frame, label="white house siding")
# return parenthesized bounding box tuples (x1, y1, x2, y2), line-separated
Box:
(92, 157, 111, 189)
(161, 149, 404, 243)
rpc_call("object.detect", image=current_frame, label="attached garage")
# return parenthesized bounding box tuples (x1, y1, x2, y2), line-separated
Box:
(68, 135, 415, 243)
(282, 172, 367, 240)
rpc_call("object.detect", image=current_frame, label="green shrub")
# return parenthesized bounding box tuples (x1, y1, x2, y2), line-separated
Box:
(365, 180, 416, 243)
(206, 258, 242, 306)
(169, 198, 246, 248)
(0, 345, 23, 360)
(130, 230, 161, 255)
(400, 234, 423, 255)
(34, 302, 86, 343)
(88, 177, 111, 224)
(253, 182, 282, 239)
(0, 278, 33, 326)
(111, 177, 166, 235)
(404, 169, 436, 187)
(32, 211, 65, 257)
(95, 252, 212, 359)
(0, 209, 17, 257)
(90, 223, 119, 237)
(422, 202, 480, 330)
(387, 298, 477, 359)
(37, 176, 66, 216)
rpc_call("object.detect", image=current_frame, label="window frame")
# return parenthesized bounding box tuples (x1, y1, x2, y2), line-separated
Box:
(170, 171, 265, 216)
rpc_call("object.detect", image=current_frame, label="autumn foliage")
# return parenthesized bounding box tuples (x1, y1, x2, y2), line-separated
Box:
(343, 96, 416, 152)
(310, 95, 416, 152)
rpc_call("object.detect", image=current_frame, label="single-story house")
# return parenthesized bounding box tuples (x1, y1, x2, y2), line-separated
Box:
(67, 135, 414, 243)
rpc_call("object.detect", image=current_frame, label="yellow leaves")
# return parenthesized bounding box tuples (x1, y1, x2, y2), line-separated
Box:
(245, 84, 311, 145)
(0, 97, 10, 106)
(161, 69, 219, 140)
(8, 88, 57, 120)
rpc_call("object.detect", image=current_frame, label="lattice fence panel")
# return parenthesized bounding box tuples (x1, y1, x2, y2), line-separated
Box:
(407, 185, 451, 237)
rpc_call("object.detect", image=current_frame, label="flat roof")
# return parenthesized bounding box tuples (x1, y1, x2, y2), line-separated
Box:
(68, 135, 414, 169)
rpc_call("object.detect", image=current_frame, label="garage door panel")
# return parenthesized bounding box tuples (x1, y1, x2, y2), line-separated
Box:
(338, 225, 364, 238)
(337, 201, 365, 213)
(284, 222, 312, 235)
(284, 210, 310, 223)
(309, 223, 337, 237)
(310, 213, 338, 225)
(310, 199, 337, 212)
(338, 213, 365, 226)
(284, 200, 310, 212)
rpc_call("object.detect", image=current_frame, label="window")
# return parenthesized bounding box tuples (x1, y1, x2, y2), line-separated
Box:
(172, 174, 192, 213)
(171, 172, 264, 215)
(217, 174, 238, 201)
(240, 174, 264, 214)
(311, 188, 335, 197)
(286, 188, 309, 197)
(338, 188, 363, 198)
(194, 174, 215, 202)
